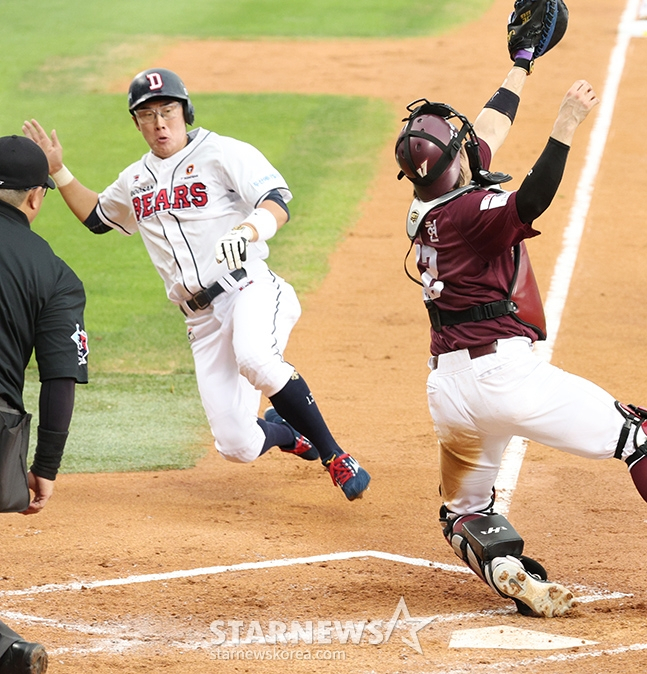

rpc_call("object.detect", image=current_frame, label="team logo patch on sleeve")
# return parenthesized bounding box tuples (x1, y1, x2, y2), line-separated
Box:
(479, 191, 512, 211)
(71, 324, 89, 365)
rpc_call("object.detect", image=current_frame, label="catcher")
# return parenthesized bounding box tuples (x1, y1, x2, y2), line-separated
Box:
(395, 0, 647, 617)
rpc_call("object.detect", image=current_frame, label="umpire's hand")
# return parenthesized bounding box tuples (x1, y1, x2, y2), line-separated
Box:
(21, 472, 55, 515)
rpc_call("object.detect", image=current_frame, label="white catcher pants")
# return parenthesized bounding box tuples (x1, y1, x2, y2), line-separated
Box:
(185, 261, 301, 463)
(427, 336, 628, 515)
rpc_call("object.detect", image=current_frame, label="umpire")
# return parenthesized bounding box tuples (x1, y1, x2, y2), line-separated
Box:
(0, 135, 88, 674)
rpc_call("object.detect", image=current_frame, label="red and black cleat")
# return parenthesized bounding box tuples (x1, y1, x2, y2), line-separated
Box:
(325, 453, 371, 501)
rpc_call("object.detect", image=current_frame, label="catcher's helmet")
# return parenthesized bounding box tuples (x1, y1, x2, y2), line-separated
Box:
(128, 68, 195, 125)
(396, 99, 512, 201)
(396, 113, 462, 201)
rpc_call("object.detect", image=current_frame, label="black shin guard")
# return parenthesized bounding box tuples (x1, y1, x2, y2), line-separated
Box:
(440, 507, 525, 592)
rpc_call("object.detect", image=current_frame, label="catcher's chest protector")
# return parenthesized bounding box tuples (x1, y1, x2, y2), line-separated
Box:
(510, 242, 547, 340)
(407, 193, 547, 340)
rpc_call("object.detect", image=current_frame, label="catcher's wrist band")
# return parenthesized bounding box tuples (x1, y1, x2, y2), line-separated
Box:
(51, 164, 74, 188)
(484, 88, 521, 123)
(244, 208, 278, 241)
(513, 49, 534, 74)
(514, 58, 534, 74)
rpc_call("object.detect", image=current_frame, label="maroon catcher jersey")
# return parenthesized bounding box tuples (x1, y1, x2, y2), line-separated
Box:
(413, 140, 541, 355)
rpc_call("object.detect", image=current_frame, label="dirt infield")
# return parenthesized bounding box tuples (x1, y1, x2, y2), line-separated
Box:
(4, 0, 647, 671)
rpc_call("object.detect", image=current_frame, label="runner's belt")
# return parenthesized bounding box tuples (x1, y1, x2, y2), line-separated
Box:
(187, 268, 247, 312)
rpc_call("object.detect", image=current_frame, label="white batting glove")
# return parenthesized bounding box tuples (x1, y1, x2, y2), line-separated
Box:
(215, 225, 254, 270)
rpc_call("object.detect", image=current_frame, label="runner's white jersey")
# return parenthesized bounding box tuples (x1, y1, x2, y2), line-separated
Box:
(96, 127, 292, 304)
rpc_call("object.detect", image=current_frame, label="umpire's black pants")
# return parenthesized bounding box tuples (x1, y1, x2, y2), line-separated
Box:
(0, 400, 30, 656)
(0, 620, 22, 657)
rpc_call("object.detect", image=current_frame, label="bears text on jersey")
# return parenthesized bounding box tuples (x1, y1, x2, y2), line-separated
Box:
(131, 182, 208, 221)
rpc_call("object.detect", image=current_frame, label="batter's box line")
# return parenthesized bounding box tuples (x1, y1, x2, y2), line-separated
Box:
(422, 643, 647, 674)
(0, 549, 629, 605)
(1, 603, 644, 660)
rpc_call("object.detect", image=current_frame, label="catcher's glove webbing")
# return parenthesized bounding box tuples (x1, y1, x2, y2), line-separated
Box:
(507, 0, 569, 71)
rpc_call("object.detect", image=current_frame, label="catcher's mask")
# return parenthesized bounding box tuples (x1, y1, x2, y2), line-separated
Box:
(128, 68, 195, 126)
(395, 99, 510, 201)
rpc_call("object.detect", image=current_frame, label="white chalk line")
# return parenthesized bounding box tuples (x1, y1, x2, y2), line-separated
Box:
(0, 550, 471, 597)
(0, 549, 631, 657)
(0, 586, 632, 658)
(3, 608, 522, 656)
(427, 643, 647, 674)
(495, 0, 641, 517)
(0, 550, 627, 600)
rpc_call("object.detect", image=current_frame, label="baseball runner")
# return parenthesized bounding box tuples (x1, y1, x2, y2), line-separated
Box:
(23, 68, 370, 501)
(0, 135, 88, 674)
(395, 0, 647, 617)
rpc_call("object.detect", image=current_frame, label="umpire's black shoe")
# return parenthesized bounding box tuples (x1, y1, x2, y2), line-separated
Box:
(0, 641, 48, 674)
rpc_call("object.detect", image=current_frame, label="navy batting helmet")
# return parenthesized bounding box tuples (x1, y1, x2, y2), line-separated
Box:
(128, 68, 195, 125)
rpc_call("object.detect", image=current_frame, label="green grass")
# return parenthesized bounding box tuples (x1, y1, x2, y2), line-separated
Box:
(0, 0, 493, 51)
(2, 0, 493, 473)
(25, 374, 209, 474)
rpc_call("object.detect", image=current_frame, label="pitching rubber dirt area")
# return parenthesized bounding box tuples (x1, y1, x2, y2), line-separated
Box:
(3, 0, 647, 671)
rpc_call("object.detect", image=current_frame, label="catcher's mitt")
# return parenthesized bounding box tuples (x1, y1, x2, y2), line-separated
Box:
(507, 0, 569, 62)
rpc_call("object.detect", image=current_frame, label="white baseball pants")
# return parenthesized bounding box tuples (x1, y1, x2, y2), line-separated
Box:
(185, 262, 300, 463)
(427, 336, 628, 515)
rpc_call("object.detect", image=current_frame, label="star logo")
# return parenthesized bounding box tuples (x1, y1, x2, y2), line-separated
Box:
(383, 596, 433, 654)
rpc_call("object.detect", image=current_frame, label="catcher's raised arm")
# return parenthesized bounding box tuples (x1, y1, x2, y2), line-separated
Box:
(472, 0, 569, 155)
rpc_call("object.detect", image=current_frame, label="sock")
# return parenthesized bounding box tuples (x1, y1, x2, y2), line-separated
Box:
(269, 372, 343, 463)
(257, 418, 294, 455)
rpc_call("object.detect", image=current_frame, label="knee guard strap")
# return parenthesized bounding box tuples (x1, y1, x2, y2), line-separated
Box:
(614, 401, 647, 467)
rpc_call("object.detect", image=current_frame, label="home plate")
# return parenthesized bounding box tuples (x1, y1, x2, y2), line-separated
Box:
(626, 19, 647, 37)
(449, 626, 598, 650)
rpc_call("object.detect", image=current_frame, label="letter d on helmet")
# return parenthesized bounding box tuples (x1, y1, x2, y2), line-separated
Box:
(128, 68, 195, 125)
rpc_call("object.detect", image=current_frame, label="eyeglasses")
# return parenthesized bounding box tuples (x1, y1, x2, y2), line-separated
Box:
(23, 185, 48, 196)
(134, 101, 183, 125)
